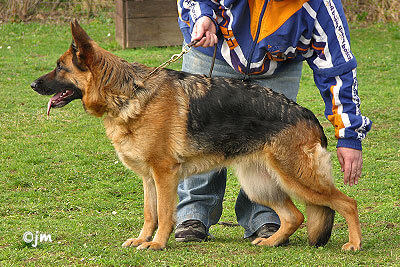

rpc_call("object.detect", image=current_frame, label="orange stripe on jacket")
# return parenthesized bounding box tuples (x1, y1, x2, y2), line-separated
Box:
(328, 84, 345, 139)
(221, 9, 229, 27)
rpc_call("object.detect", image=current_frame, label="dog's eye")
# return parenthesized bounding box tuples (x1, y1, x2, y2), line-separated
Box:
(56, 63, 63, 72)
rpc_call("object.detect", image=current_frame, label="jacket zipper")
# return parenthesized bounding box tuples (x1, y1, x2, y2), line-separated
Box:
(245, 0, 269, 79)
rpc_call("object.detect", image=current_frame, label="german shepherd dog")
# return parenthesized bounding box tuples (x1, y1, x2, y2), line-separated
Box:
(31, 20, 362, 251)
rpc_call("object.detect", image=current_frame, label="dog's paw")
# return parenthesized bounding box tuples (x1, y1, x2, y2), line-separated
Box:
(251, 237, 288, 247)
(121, 238, 148, 247)
(251, 237, 274, 247)
(136, 241, 166, 250)
(342, 242, 361, 251)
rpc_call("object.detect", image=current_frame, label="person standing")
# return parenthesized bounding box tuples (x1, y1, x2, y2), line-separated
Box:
(174, 0, 371, 242)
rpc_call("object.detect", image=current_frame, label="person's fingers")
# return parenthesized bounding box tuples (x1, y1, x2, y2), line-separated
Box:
(191, 24, 200, 41)
(203, 31, 212, 47)
(343, 159, 351, 186)
(207, 32, 218, 47)
(337, 147, 352, 186)
(195, 36, 206, 47)
(354, 154, 363, 185)
(337, 151, 345, 173)
(337, 147, 363, 186)
(194, 34, 217, 47)
(349, 150, 363, 186)
(211, 33, 218, 47)
(349, 160, 356, 186)
(191, 16, 217, 48)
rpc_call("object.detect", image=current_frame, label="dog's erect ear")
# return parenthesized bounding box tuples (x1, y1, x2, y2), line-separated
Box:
(70, 40, 89, 71)
(70, 19, 94, 66)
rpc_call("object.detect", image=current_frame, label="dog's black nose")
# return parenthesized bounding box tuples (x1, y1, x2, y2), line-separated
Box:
(30, 81, 37, 89)
(31, 79, 42, 91)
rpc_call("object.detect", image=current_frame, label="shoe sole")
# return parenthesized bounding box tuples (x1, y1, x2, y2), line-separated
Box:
(175, 236, 207, 242)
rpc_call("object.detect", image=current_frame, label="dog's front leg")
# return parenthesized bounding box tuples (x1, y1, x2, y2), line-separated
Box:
(122, 176, 158, 248)
(136, 164, 179, 250)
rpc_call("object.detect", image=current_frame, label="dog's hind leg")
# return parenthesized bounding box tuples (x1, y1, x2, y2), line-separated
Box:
(269, 142, 361, 251)
(235, 163, 304, 247)
(299, 187, 361, 251)
(252, 198, 304, 247)
(122, 176, 158, 248)
(326, 189, 361, 251)
(289, 143, 361, 251)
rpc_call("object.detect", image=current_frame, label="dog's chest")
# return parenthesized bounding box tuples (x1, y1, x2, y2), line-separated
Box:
(104, 117, 151, 177)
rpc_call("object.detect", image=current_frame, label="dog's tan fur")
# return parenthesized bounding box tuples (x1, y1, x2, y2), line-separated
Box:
(32, 21, 362, 251)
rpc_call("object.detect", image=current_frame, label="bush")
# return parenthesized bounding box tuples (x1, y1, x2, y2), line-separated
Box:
(0, 0, 399, 23)
(0, 0, 114, 23)
(343, 0, 400, 23)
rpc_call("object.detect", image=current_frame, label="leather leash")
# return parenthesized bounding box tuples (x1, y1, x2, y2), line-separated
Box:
(208, 43, 217, 78)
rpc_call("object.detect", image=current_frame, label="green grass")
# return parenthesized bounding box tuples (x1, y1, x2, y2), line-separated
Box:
(0, 20, 399, 266)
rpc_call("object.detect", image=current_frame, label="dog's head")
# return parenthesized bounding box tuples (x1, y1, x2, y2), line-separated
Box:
(31, 20, 106, 116)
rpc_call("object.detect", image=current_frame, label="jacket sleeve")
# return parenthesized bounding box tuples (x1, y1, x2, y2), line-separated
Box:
(178, 0, 220, 32)
(306, 0, 371, 150)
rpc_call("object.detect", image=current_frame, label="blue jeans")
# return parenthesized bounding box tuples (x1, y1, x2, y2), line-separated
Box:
(177, 47, 303, 238)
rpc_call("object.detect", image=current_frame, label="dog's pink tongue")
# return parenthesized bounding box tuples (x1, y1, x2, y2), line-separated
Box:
(47, 92, 63, 116)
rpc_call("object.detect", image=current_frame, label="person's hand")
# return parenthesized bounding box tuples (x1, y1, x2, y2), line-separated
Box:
(337, 147, 363, 186)
(192, 16, 218, 47)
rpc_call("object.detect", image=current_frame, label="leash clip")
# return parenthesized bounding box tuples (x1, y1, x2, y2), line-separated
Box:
(170, 40, 198, 63)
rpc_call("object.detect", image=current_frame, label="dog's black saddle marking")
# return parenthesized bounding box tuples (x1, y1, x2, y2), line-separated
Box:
(186, 76, 325, 157)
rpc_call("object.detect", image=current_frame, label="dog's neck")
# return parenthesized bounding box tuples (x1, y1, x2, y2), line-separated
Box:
(87, 51, 156, 120)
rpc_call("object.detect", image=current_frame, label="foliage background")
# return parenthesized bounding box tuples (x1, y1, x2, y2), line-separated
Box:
(0, 0, 114, 23)
(0, 0, 400, 23)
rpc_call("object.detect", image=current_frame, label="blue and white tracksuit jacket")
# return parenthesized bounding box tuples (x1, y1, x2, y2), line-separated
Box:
(177, 0, 372, 150)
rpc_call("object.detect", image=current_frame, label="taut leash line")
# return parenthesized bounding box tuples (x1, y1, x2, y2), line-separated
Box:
(208, 43, 217, 78)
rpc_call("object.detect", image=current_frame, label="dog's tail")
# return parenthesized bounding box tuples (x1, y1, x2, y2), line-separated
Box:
(306, 204, 335, 247)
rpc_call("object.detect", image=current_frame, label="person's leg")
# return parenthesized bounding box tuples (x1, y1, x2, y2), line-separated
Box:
(235, 189, 281, 238)
(175, 169, 227, 241)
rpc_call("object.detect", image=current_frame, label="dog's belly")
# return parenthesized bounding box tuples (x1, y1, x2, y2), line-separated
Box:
(177, 154, 227, 179)
(234, 160, 288, 205)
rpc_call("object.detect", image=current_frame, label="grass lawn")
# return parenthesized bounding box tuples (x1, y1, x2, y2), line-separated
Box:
(0, 20, 399, 266)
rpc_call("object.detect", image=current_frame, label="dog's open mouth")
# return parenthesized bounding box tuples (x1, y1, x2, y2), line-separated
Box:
(47, 89, 75, 116)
